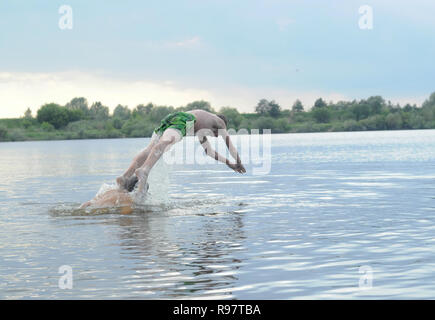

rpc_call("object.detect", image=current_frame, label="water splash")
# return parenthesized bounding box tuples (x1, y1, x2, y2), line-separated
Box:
(51, 157, 233, 216)
(133, 158, 171, 206)
(95, 182, 118, 197)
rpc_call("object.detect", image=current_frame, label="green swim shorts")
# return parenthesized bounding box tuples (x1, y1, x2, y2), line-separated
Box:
(154, 112, 196, 137)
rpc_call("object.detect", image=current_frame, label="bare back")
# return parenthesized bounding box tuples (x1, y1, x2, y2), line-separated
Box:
(186, 110, 226, 136)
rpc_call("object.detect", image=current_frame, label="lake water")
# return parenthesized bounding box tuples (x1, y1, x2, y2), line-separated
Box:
(1, 130, 435, 299)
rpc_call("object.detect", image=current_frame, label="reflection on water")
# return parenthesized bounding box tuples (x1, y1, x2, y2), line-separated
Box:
(114, 210, 245, 299)
(1, 130, 435, 299)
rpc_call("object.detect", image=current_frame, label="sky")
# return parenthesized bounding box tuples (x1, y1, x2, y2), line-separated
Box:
(0, 0, 434, 118)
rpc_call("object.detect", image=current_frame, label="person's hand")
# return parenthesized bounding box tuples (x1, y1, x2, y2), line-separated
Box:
(236, 159, 246, 173)
(227, 162, 246, 174)
(236, 162, 246, 173)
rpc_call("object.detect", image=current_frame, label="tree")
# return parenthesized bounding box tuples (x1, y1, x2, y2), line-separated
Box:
(421, 108, 434, 127)
(422, 91, 435, 109)
(352, 103, 370, 121)
(149, 105, 174, 122)
(41, 122, 55, 132)
(252, 116, 275, 131)
(66, 97, 89, 116)
(21, 108, 34, 129)
(292, 100, 304, 113)
(255, 99, 270, 115)
(121, 117, 155, 137)
(24, 108, 33, 119)
(89, 102, 109, 120)
(0, 126, 7, 141)
(409, 114, 424, 129)
(184, 100, 213, 112)
(343, 119, 363, 131)
(133, 103, 153, 118)
(219, 107, 242, 128)
(366, 96, 385, 114)
(313, 98, 327, 109)
(255, 99, 281, 117)
(403, 104, 413, 112)
(274, 118, 289, 132)
(268, 100, 281, 117)
(385, 113, 403, 129)
(313, 108, 331, 123)
(112, 118, 123, 129)
(37, 103, 70, 129)
(113, 104, 131, 120)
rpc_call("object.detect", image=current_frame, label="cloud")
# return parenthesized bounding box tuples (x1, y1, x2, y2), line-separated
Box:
(0, 71, 427, 118)
(0, 71, 212, 118)
(0, 71, 348, 117)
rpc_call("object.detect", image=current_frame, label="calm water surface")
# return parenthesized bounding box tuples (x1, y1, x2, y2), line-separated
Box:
(1, 130, 435, 299)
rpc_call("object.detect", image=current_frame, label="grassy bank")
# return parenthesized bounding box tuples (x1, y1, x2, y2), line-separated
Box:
(1, 93, 435, 142)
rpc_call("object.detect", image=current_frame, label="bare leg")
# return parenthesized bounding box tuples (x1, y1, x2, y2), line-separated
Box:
(135, 129, 182, 193)
(116, 134, 160, 188)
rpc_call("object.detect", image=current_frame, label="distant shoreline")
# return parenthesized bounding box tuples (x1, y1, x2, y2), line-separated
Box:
(1, 94, 435, 142)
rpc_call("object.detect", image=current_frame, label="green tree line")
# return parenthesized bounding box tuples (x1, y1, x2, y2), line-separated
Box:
(1, 92, 435, 142)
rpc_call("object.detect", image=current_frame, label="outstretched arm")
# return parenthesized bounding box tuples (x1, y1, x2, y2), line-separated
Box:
(199, 135, 246, 173)
(222, 130, 246, 173)
(199, 135, 231, 164)
(221, 129, 242, 165)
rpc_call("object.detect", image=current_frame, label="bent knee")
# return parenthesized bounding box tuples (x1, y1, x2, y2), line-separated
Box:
(149, 141, 169, 156)
(160, 135, 177, 144)
(156, 137, 177, 150)
(160, 128, 182, 144)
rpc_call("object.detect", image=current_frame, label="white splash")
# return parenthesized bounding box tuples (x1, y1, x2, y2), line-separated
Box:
(132, 158, 171, 206)
(95, 182, 118, 197)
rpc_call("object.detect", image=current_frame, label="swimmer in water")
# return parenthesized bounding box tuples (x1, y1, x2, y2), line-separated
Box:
(80, 177, 148, 210)
(116, 109, 246, 193)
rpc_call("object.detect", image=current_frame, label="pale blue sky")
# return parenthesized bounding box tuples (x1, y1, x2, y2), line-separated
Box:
(0, 0, 434, 117)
